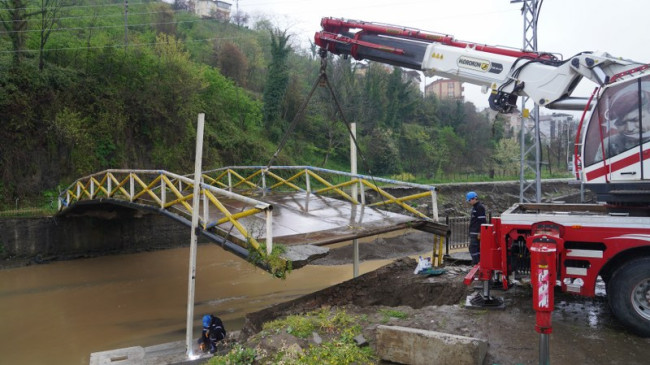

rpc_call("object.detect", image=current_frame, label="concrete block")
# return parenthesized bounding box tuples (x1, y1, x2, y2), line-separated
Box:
(89, 346, 145, 365)
(375, 325, 487, 365)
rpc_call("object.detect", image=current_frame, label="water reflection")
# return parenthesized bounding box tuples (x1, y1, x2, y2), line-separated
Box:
(0, 244, 388, 365)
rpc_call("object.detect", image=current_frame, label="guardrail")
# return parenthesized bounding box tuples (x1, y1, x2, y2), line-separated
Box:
(201, 166, 439, 222)
(58, 169, 273, 255)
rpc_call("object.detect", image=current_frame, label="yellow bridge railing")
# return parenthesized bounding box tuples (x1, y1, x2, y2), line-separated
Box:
(58, 167, 443, 268)
(58, 169, 273, 256)
(202, 166, 439, 222)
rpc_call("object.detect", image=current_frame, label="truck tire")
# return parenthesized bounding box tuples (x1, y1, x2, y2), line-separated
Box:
(608, 257, 650, 337)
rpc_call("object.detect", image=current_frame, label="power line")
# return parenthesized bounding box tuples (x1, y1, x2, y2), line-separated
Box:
(0, 1, 153, 12)
(0, 18, 214, 34)
(0, 9, 192, 24)
(0, 34, 249, 54)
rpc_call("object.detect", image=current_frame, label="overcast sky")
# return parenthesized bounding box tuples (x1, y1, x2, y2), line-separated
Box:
(234, 0, 650, 112)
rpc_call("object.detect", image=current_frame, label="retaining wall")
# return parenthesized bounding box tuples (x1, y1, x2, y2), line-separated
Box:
(0, 205, 197, 266)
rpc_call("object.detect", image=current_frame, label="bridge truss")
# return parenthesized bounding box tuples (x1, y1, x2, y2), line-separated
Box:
(58, 166, 442, 266)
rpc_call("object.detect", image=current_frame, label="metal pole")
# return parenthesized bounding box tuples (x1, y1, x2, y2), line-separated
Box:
(185, 113, 205, 358)
(539, 333, 550, 365)
(350, 123, 358, 202)
(123, 0, 128, 48)
(266, 209, 273, 255)
(353, 238, 359, 278)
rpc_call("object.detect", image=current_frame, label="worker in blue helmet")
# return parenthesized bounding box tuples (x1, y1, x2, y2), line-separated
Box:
(466, 191, 487, 265)
(198, 314, 227, 354)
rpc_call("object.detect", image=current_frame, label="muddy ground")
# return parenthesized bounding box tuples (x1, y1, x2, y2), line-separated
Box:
(238, 232, 650, 365)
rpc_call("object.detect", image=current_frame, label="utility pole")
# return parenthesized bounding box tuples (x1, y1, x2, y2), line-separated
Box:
(123, 0, 128, 48)
(511, 0, 543, 203)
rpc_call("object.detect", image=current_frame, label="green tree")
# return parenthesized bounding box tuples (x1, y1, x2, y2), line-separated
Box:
(492, 137, 520, 177)
(217, 42, 249, 87)
(263, 28, 291, 140)
(37, 0, 60, 70)
(365, 128, 400, 175)
(0, 0, 39, 65)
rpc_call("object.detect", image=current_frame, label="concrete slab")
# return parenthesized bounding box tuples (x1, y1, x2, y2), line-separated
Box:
(89, 340, 212, 365)
(282, 244, 330, 268)
(375, 325, 487, 365)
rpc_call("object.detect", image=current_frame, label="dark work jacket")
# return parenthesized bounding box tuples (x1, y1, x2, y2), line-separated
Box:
(469, 201, 487, 236)
(202, 315, 226, 342)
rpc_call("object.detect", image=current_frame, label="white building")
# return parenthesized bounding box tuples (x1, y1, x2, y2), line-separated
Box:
(193, 0, 231, 20)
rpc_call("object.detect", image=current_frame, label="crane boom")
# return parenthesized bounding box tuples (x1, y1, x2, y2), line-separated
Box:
(315, 17, 646, 113)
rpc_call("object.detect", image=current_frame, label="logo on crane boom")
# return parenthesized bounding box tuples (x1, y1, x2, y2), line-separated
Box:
(457, 56, 503, 74)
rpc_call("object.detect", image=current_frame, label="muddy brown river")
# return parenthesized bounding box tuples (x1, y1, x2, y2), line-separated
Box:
(0, 244, 389, 364)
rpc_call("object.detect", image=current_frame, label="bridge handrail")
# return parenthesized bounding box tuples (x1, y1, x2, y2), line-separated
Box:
(60, 169, 272, 211)
(58, 169, 274, 257)
(203, 166, 437, 191)
(201, 166, 439, 221)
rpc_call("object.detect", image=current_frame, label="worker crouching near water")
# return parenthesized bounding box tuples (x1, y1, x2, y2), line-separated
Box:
(466, 191, 487, 265)
(198, 314, 227, 354)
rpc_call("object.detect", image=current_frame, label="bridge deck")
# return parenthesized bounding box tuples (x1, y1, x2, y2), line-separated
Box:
(207, 191, 421, 246)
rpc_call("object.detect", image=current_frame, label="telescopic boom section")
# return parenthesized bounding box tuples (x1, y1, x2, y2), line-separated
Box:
(315, 17, 647, 115)
(316, 17, 544, 64)
(314, 17, 564, 113)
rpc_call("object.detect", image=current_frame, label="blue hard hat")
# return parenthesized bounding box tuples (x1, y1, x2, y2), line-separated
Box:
(202, 314, 211, 327)
(466, 191, 478, 202)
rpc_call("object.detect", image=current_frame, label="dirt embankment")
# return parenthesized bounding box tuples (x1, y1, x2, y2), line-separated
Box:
(239, 257, 650, 365)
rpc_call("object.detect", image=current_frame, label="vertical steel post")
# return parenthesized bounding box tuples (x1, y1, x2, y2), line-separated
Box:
(430, 189, 439, 222)
(161, 174, 166, 208)
(108, 174, 112, 197)
(266, 209, 273, 255)
(185, 113, 205, 358)
(350, 123, 358, 203)
(203, 191, 208, 227)
(129, 173, 134, 202)
(353, 238, 359, 278)
(262, 170, 267, 197)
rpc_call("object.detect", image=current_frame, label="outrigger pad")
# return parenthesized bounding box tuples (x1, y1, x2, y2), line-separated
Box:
(465, 292, 506, 310)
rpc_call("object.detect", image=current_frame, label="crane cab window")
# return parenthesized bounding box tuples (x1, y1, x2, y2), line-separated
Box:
(584, 76, 650, 166)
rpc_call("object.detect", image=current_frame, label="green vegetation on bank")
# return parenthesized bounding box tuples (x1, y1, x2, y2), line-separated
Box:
(0, 1, 574, 211)
(209, 307, 375, 365)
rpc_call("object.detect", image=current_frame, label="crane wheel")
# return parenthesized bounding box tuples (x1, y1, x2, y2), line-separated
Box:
(608, 257, 650, 337)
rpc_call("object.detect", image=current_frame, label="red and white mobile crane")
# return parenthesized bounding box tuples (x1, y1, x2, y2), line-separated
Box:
(315, 17, 650, 338)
